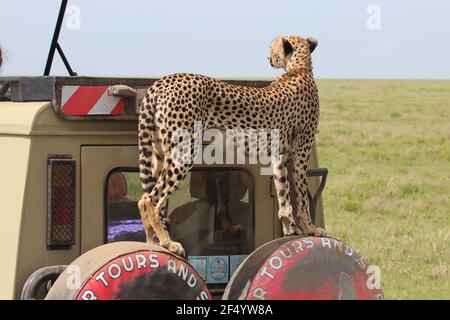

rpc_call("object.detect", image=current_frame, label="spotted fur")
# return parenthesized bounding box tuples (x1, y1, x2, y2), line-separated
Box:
(138, 36, 327, 256)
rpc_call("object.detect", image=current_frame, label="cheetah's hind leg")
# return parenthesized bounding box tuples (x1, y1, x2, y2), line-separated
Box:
(138, 195, 155, 244)
(139, 187, 185, 255)
(155, 195, 185, 256)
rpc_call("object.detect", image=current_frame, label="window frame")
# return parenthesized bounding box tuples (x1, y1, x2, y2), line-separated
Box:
(103, 166, 256, 252)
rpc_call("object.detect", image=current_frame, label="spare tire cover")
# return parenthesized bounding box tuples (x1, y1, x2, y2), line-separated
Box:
(223, 236, 384, 300)
(46, 241, 211, 300)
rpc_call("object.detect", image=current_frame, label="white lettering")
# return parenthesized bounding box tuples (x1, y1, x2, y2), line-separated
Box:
(278, 246, 293, 259)
(121, 257, 134, 272)
(94, 272, 109, 287)
(303, 239, 314, 249)
(268, 256, 283, 270)
(108, 263, 121, 279)
(333, 239, 343, 251)
(188, 274, 197, 288)
(178, 264, 188, 281)
(197, 291, 209, 300)
(358, 257, 367, 270)
(345, 245, 354, 256)
(149, 253, 159, 268)
(136, 254, 147, 269)
(80, 290, 97, 300)
(167, 259, 177, 273)
(292, 240, 304, 253)
(252, 287, 267, 300)
(259, 266, 274, 279)
(321, 237, 332, 248)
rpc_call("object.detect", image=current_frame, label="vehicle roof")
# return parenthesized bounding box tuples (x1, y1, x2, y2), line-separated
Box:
(0, 101, 136, 136)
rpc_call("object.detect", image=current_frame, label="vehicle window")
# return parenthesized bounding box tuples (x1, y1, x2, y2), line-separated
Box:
(105, 168, 255, 284)
(168, 170, 254, 257)
(106, 171, 145, 242)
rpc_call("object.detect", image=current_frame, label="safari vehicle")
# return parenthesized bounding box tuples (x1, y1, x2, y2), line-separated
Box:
(0, 75, 327, 300)
(1, 1, 386, 301)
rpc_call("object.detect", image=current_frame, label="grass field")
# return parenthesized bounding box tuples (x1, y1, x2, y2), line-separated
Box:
(316, 80, 450, 299)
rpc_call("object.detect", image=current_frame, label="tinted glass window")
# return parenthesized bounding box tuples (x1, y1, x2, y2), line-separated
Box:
(105, 169, 255, 285)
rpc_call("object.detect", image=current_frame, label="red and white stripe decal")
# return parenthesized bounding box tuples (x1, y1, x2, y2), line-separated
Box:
(61, 86, 125, 115)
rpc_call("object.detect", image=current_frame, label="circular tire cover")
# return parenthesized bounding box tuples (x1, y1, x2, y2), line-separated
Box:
(223, 236, 384, 300)
(45, 241, 211, 300)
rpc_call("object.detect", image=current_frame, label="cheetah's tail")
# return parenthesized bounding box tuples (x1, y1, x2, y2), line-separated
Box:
(138, 92, 158, 195)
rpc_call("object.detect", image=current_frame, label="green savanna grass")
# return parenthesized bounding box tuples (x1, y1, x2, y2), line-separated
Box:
(316, 79, 450, 299)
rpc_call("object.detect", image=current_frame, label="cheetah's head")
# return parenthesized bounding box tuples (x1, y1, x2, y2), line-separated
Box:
(268, 36, 318, 71)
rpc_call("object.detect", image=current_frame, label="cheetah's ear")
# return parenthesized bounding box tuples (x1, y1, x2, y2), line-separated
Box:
(282, 38, 293, 57)
(307, 37, 318, 53)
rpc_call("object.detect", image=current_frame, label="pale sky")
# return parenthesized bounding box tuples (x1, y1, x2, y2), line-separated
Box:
(1, 0, 449, 79)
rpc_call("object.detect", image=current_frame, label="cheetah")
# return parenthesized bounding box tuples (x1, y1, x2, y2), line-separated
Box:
(138, 35, 327, 256)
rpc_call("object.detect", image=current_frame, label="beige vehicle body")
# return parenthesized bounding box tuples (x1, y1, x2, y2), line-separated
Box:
(0, 77, 325, 299)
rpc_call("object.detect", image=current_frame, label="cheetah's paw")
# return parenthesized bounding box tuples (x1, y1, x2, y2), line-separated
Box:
(163, 240, 186, 257)
(311, 227, 327, 237)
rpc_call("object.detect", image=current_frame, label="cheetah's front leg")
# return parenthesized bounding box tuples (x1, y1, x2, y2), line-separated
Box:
(272, 153, 302, 236)
(292, 138, 327, 237)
